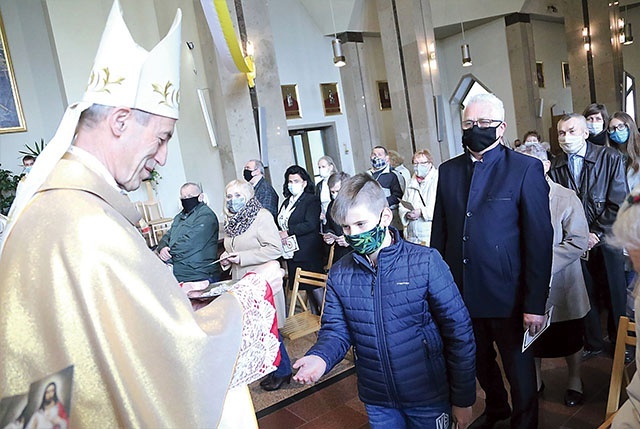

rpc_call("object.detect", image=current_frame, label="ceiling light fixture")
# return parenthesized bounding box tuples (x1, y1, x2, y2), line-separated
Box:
(329, 0, 345, 67)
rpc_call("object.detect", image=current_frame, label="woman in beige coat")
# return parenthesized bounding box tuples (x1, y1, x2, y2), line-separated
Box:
(518, 142, 590, 407)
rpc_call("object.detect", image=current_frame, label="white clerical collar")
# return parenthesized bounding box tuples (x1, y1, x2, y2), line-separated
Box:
(68, 146, 123, 193)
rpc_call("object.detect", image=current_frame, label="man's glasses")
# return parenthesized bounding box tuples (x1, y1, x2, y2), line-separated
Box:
(461, 119, 503, 130)
(608, 123, 628, 133)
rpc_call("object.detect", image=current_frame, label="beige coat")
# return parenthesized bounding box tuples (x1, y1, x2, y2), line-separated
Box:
(0, 153, 242, 428)
(223, 209, 282, 280)
(398, 169, 438, 246)
(547, 180, 590, 322)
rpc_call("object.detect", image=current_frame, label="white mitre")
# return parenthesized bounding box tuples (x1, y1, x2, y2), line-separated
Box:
(0, 0, 182, 252)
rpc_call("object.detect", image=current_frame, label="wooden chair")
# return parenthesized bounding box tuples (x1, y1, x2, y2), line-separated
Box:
(141, 201, 173, 247)
(324, 244, 335, 272)
(280, 267, 328, 341)
(598, 316, 637, 428)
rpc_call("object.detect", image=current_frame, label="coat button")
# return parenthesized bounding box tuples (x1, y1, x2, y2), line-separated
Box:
(463, 235, 469, 241)
(463, 258, 469, 264)
(466, 211, 473, 218)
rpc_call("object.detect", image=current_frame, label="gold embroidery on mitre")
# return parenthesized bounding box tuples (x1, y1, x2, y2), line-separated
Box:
(151, 81, 180, 108)
(87, 67, 125, 94)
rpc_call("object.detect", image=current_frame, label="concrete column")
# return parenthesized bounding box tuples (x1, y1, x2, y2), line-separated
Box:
(564, 0, 623, 112)
(339, 40, 382, 173)
(242, 0, 294, 194)
(504, 14, 543, 139)
(375, 0, 443, 164)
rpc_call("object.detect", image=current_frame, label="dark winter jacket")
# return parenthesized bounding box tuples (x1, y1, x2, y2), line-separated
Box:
(307, 228, 476, 408)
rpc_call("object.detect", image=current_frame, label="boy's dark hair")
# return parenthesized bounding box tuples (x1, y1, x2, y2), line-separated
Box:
(331, 173, 387, 225)
(327, 171, 350, 189)
(582, 103, 609, 125)
(22, 155, 35, 164)
(282, 165, 315, 198)
(372, 145, 388, 155)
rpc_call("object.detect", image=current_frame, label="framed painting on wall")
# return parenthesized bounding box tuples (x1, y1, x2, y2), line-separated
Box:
(281, 84, 301, 119)
(562, 62, 571, 88)
(536, 61, 545, 89)
(0, 11, 26, 133)
(320, 82, 341, 115)
(377, 80, 392, 110)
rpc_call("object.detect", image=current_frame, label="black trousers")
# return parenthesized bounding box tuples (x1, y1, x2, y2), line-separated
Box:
(473, 317, 538, 429)
(582, 244, 627, 351)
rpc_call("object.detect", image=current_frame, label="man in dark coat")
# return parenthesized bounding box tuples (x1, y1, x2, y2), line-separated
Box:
(244, 159, 279, 220)
(548, 113, 628, 359)
(431, 93, 553, 429)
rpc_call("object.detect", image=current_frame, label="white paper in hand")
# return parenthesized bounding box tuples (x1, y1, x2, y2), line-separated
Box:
(522, 306, 554, 353)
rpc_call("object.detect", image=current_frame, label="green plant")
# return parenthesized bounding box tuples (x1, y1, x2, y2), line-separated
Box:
(0, 165, 20, 215)
(19, 138, 46, 157)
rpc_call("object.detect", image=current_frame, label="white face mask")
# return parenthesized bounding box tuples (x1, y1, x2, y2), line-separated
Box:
(414, 164, 431, 178)
(318, 166, 331, 178)
(288, 182, 304, 196)
(586, 122, 604, 135)
(558, 134, 586, 154)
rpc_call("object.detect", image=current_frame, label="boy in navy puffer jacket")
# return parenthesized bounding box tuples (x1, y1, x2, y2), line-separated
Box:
(293, 174, 476, 429)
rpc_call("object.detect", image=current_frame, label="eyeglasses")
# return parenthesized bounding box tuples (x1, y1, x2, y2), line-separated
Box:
(461, 119, 503, 130)
(608, 123, 628, 133)
(413, 162, 431, 166)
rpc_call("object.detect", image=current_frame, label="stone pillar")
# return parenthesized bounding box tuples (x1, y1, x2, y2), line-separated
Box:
(375, 0, 443, 164)
(504, 13, 542, 139)
(564, 0, 623, 113)
(339, 38, 382, 173)
(192, 0, 292, 194)
(242, 0, 294, 194)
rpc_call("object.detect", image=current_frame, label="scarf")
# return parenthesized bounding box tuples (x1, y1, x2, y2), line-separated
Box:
(224, 197, 262, 237)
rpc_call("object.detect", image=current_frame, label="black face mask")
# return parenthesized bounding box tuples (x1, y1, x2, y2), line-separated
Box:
(181, 196, 199, 213)
(243, 169, 254, 182)
(462, 125, 499, 153)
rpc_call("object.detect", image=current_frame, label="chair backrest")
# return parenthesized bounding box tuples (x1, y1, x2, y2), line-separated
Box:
(602, 316, 637, 424)
(288, 267, 328, 317)
(143, 201, 165, 222)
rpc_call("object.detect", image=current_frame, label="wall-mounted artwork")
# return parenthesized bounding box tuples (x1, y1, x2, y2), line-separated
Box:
(320, 82, 341, 116)
(377, 80, 392, 110)
(281, 84, 301, 119)
(0, 11, 26, 133)
(562, 62, 571, 88)
(536, 61, 545, 89)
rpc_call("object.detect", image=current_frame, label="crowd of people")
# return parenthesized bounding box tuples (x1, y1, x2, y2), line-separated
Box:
(2, 2, 640, 428)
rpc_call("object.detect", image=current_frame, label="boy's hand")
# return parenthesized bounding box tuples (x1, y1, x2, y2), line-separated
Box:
(292, 355, 326, 384)
(452, 405, 472, 429)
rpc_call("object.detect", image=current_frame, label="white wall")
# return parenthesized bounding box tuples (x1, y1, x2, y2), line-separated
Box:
(531, 19, 573, 141)
(268, 0, 355, 175)
(0, 1, 65, 173)
(363, 35, 395, 149)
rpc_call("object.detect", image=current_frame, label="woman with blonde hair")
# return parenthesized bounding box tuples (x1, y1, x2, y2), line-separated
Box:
(399, 149, 438, 246)
(219, 179, 292, 394)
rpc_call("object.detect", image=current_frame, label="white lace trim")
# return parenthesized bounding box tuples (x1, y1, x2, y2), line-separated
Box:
(228, 273, 280, 388)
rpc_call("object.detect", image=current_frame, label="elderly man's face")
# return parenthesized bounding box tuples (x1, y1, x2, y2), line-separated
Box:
(116, 114, 176, 191)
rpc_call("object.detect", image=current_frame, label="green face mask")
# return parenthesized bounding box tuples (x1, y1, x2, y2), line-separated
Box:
(344, 212, 387, 255)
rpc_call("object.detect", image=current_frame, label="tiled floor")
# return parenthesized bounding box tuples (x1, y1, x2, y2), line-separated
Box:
(258, 351, 628, 429)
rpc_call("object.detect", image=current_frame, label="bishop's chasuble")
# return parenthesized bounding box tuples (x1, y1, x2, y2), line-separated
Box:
(0, 152, 243, 428)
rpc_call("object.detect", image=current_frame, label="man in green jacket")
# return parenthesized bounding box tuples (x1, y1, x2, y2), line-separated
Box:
(156, 182, 220, 282)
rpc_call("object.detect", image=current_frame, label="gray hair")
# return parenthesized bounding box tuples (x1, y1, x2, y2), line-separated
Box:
(610, 186, 640, 250)
(247, 159, 265, 175)
(558, 113, 588, 131)
(515, 141, 548, 161)
(180, 182, 202, 196)
(79, 104, 152, 128)
(318, 155, 337, 172)
(465, 93, 505, 121)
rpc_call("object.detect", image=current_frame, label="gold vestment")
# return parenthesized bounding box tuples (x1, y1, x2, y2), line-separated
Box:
(0, 153, 243, 428)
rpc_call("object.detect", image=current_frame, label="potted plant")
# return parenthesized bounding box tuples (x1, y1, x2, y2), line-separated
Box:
(0, 165, 20, 215)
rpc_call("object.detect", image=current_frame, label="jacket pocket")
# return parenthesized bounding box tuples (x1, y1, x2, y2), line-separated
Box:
(487, 192, 513, 202)
(495, 244, 512, 281)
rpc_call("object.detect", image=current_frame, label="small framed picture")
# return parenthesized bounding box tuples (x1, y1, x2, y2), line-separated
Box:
(281, 84, 301, 119)
(377, 80, 392, 110)
(536, 61, 545, 88)
(320, 82, 341, 116)
(562, 62, 571, 88)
